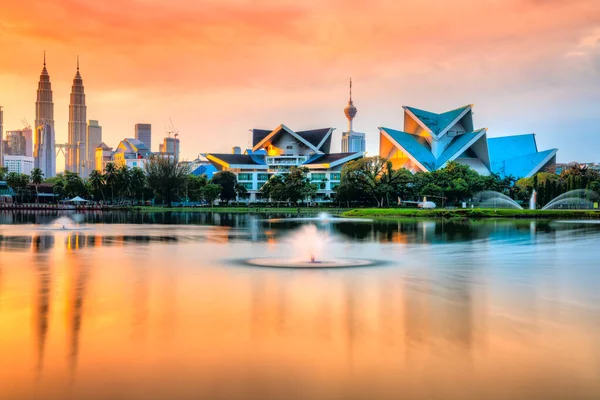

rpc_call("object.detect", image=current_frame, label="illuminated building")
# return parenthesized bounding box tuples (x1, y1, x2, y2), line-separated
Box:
(95, 142, 113, 172)
(112, 138, 151, 169)
(84, 120, 102, 177)
(4, 155, 34, 174)
(206, 125, 363, 202)
(67, 57, 87, 175)
(34, 53, 56, 177)
(379, 104, 557, 178)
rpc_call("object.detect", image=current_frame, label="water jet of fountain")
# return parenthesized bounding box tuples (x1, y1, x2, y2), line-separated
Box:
(472, 191, 523, 210)
(542, 189, 600, 210)
(530, 190, 537, 210)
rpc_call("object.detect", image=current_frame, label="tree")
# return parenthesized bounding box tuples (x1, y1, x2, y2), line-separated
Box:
(0, 166, 7, 181)
(259, 174, 287, 203)
(64, 171, 88, 198)
(144, 156, 190, 207)
(210, 171, 238, 204)
(130, 167, 147, 203)
(88, 170, 106, 202)
(104, 162, 118, 203)
(259, 167, 316, 205)
(6, 172, 30, 203)
(116, 165, 132, 202)
(30, 168, 44, 203)
(182, 174, 207, 202)
(202, 183, 222, 205)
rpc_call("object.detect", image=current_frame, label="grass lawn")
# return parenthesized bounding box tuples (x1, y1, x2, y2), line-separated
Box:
(341, 208, 600, 219)
(124, 206, 348, 214)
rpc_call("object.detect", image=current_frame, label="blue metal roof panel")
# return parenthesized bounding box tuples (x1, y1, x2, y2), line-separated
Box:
(435, 130, 483, 169)
(488, 134, 538, 164)
(500, 149, 556, 178)
(405, 105, 469, 135)
(381, 127, 435, 171)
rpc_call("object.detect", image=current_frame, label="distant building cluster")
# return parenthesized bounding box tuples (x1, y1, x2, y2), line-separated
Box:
(0, 53, 182, 178)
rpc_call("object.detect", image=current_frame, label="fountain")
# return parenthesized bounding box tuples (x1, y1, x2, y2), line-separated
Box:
(246, 224, 375, 268)
(529, 189, 537, 210)
(472, 191, 523, 209)
(542, 189, 600, 210)
(41, 216, 88, 231)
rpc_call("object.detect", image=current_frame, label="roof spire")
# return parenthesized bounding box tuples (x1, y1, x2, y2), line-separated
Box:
(349, 77, 352, 102)
(43, 51, 46, 66)
(77, 55, 79, 71)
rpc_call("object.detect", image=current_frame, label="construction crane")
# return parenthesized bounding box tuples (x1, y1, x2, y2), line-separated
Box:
(165, 117, 179, 139)
(21, 119, 31, 130)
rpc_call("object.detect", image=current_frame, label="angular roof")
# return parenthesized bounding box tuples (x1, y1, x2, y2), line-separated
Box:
(380, 127, 435, 171)
(205, 154, 263, 166)
(435, 129, 487, 169)
(252, 129, 272, 147)
(117, 138, 148, 154)
(380, 127, 488, 171)
(96, 142, 112, 150)
(251, 125, 333, 153)
(405, 105, 471, 136)
(296, 128, 332, 148)
(488, 134, 537, 162)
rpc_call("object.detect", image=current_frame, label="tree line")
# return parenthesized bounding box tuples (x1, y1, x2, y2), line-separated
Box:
(0, 158, 248, 207)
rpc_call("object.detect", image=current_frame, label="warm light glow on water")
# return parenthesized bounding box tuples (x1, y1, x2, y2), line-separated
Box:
(1, 213, 600, 399)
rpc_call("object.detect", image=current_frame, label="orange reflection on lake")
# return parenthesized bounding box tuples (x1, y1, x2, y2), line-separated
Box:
(0, 221, 599, 400)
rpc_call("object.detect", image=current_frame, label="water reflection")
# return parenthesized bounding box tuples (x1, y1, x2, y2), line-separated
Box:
(0, 218, 599, 399)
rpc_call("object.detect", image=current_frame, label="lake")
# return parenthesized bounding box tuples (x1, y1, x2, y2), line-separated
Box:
(1, 211, 599, 400)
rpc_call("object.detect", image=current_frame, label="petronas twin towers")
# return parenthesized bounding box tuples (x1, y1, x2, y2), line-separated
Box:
(34, 53, 87, 178)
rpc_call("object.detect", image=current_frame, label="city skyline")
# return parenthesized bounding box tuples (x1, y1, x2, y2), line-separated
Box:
(0, 0, 599, 172)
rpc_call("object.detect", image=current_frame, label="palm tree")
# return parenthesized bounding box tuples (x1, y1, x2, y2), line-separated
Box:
(116, 165, 132, 203)
(130, 167, 147, 204)
(104, 162, 118, 204)
(30, 168, 44, 204)
(88, 170, 105, 202)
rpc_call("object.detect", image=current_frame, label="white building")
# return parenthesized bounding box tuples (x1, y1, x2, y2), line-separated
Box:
(206, 125, 363, 202)
(4, 155, 34, 175)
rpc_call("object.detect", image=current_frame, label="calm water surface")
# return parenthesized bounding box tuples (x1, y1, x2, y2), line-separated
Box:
(1, 211, 600, 400)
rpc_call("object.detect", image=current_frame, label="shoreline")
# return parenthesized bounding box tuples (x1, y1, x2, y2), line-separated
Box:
(341, 208, 600, 220)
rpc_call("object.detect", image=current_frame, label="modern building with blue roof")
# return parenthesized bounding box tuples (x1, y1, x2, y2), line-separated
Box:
(206, 124, 363, 202)
(380, 105, 557, 178)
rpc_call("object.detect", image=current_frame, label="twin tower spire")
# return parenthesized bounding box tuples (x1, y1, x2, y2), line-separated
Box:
(35, 52, 87, 174)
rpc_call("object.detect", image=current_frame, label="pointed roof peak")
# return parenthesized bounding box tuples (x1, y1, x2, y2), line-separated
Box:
(77, 55, 79, 71)
(43, 51, 46, 66)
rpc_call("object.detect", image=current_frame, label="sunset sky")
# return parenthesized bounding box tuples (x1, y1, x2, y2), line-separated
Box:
(1, 0, 599, 169)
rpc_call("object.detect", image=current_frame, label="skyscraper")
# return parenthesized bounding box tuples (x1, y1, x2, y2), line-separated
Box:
(34, 123, 55, 179)
(5, 131, 27, 155)
(34, 53, 56, 177)
(67, 57, 86, 175)
(0, 106, 3, 167)
(35, 53, 54, 133)
(85, 120, 102, 177)
(341, 78, 366, 153)
(135, 123, 152, 152)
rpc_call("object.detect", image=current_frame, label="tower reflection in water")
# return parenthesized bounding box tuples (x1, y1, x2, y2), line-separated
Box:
(0, 219, 597, 400)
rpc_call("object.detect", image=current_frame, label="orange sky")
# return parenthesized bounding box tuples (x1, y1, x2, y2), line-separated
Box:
(1, 0, 599, 169)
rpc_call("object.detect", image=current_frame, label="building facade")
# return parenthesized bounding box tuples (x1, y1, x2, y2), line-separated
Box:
(379, 104, 557, 178)
(0, 106, 3, 167)
(4, 130, 27, 156)
(159, 136, 180, 162)
(112, 138, 152, 169)
(35, 53, 54, 135)
(4, 155, 34, 175)
(206, 125, 363, 202)
(34, 123, 56, 179)
(135, 124, 152, 152)
(85, 120, 102, 177)
(67, 58, 87, 175)
(95, 142, 113, 172)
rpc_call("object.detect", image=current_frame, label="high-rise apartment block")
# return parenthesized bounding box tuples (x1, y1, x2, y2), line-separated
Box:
(85, 120, 102, 177)
(135, 123, 152, 152)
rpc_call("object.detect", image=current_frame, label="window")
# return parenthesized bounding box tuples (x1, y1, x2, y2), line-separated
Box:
(331, 183, 340, 190)
(318, 182, 326, 190)
(257, 173, 270, 181)
(311, 173, 326, 181)
(238, 173, 252, 181)
(330, 173, 341, 181)
(239, 182, 253, 190)
(286, 145, 294, 150)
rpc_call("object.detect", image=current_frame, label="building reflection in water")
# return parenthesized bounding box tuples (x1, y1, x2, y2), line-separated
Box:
(64, 233, 91, 380)
(31, 235, 54, 378)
